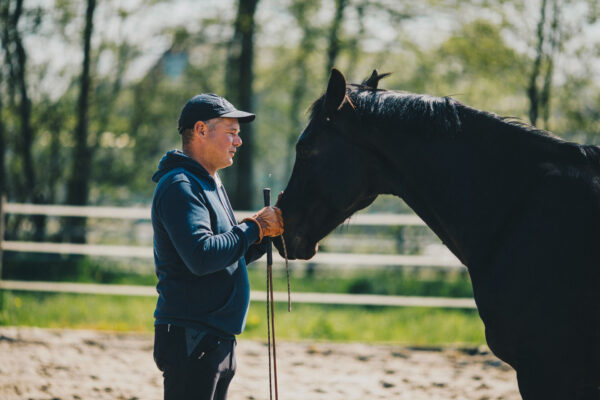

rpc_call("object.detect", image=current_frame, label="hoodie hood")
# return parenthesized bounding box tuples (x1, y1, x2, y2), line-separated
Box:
(152, 150, 212, 183)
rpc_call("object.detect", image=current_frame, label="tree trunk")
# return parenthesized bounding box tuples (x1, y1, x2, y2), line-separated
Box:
(1, 0, 46, 240)
(224, 0, 259, 209)
(1, 2, 15, 109)
(325, 0, 348, 78)
(14, 0, 47, 241)
(0, 117, 4, 202)
(527, 0, 548, 126)
(0, 194, 5, 282)
(286, 0, 318, 177)
(345, 4, 366, 79)
(540, 0, 561, 130)
(13, 0, 34, 198)
(46, 104, 62, 207)
(0, 1, 14, 243)
(0, 41, 5, 201)
(65, 0, 96, 243)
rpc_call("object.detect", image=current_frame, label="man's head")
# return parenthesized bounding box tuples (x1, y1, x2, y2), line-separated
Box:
(178, 94, 255, 175)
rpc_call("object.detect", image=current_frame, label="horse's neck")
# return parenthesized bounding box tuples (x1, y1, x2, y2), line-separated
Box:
(381, 110, 545, 267)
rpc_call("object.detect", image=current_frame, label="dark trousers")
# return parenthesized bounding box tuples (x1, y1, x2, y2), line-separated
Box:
(153, 325, 236, 400)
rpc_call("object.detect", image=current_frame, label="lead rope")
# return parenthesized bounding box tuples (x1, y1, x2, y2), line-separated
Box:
(266, 253, 274, 400)
(266, 233, 291, 400)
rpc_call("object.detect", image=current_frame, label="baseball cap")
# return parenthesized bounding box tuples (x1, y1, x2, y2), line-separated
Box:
(177, 93, 255, 133)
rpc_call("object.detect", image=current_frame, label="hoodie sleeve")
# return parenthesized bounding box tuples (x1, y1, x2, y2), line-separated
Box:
(156, 178, 260, 276)
(244, 241, 268, 265)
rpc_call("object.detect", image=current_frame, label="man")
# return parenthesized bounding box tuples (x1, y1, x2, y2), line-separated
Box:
(151, 93, 284, 400)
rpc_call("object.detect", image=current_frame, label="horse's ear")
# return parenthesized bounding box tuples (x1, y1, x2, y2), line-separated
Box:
(362, 69, 391, 89)
(324, 68, 347, 116)
(362, 70, 380, 87)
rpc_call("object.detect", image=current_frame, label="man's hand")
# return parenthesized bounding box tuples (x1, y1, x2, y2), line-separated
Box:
(243, 206, 284, 242)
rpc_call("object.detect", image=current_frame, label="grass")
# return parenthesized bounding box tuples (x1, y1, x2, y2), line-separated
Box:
(0, 290, 486, 345)
(248, 267, 474, 298)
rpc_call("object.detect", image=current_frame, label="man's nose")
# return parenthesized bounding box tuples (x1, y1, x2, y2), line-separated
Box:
(233, 135, 242, 147)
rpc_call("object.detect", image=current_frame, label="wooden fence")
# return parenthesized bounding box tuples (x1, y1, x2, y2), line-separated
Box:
(0, 200, 475, 309)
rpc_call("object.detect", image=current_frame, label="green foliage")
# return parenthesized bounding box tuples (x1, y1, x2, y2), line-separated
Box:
(394, 19, 530, 116)
(439, 20, 525, 81)
(553, 73, 600, 144)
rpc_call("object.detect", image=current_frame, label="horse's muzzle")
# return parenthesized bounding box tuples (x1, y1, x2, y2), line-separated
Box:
(274, 234, 318, 260)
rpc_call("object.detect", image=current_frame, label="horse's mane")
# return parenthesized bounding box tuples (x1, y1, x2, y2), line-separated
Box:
(310, 85, 547, 139)
(346, 86, 561, 141)
(309, 83, 600, 167)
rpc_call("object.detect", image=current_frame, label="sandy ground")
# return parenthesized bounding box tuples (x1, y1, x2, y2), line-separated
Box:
(0, 326, 521, 400)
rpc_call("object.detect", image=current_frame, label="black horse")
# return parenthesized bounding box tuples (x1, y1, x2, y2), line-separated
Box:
(274, 68, 600, 399)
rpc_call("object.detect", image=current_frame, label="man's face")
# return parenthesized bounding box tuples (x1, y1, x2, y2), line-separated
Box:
(201, 117, 242, 173)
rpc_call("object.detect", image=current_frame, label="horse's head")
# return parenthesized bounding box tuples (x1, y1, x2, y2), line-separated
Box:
(275, 69, 389, 260)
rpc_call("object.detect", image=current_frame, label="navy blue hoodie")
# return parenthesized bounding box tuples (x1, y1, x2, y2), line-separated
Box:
(151, 150, 264, 337)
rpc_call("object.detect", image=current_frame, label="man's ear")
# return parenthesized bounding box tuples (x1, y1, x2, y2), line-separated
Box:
(194, 121, 206, 136)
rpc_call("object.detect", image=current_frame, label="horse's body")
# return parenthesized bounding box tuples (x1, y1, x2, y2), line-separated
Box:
(275, 69, 600, 399)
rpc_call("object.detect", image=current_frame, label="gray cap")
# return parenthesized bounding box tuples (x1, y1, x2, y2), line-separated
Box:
(178, 93, 255, 133)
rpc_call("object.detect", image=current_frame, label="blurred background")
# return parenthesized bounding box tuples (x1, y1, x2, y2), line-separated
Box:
(0, 0, 599, 345)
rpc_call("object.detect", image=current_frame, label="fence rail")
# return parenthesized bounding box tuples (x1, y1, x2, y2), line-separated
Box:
(0, 280, 477, 308)
(3, 202, 427, 226)
(0, 202, 471, 308)
(1, 241, 463, 268)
